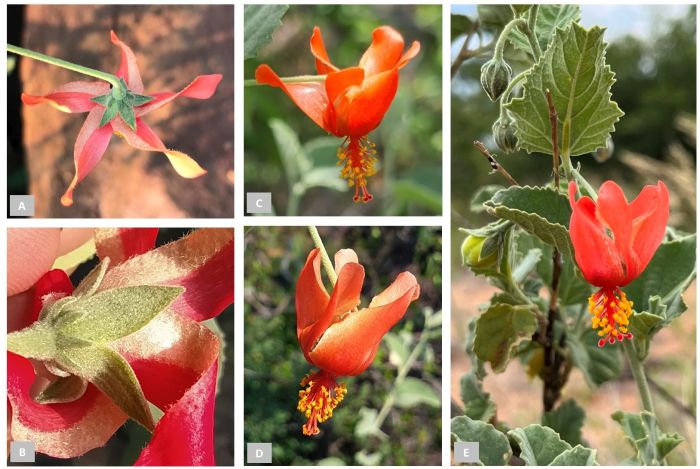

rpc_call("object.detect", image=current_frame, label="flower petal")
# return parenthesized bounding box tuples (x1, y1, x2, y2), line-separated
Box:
(62, 107, 113, 207)
(334, 248, 359, 275)
(110, 30, 144, 93)
(333, 68, 399, 137)
(325, 67, 364, 105)
(309, 272, 419, 376)
(8, 352, 127, 458)
(296, 249, 330, 340)
(359, 26, 406, 77)
(97, 228, 234, 322)
(627, 181, 669, 283)
(310, 26, 339, 74)
(568, 182, 626, 287)
(111, 118, 207, 178)
(135, 75, 223, 117)
(8, 229, 61, 297)
(596, 181, 638, 281)
(95, 228, 159, 266)
(21, 81, 110, 113)
(398, 41, 421, 70)
(255, 64, 331, 133)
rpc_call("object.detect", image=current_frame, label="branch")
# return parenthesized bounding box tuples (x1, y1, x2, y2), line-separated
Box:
(545, 89, 560, 190)
(473, 141, 520, 186)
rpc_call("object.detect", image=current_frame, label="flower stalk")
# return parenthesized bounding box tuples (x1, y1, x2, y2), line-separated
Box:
(622, 341, 655, 413)
(244, 74, 326, 86)
(307, 226, 337, 286)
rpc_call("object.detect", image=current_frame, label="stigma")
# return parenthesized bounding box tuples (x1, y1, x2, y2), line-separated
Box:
(297, 370, 347, 436)
(338, 136, 377, 203)
(588, 287, 634, 347)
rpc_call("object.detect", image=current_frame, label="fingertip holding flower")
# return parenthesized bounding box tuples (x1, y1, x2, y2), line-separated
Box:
(257, 25, 420, 203)
(568, 180, 669, 347)
(295, 247, 419, 435)
(22, 32, 221, 206)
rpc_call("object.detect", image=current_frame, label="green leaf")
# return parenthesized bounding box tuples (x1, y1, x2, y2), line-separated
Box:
(568, 329, 622, 387)
(57, 286, 183, 343)
(300, 167, 348, 192)
(354, 407, 379, 438)
(509, 5, 581, 54)
(451, 416, 512, 465)
(56, 345, 154, 431)
(390, 180, 443, 214)
(542, 399, 585, 446)
(508, 424, 572, 465)
(73, 258, 110, 297)
(476, 4, 513, 31)
(394, 377, 440, 408)
(484, 186, 573, 258)
(512, 247, 542, 283)
(473, 303, 538, 373)
(118, 101, 136, 131)
(383, 332, 409, 367)
(244, 5, 289, 59)
(460, 371, 496, 422)
(354, 450, 381, 466)
(471, 184, 506, 213)
(549, 445, 598, 466)
(35, 374, 88, 404)
(270, 118, 306, 185)
(317, 457, 346, 466)
(506, 22, 624, 157)
(612, 410, 682, 465)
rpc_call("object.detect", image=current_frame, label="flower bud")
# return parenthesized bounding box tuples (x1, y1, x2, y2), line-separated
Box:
(461, 234, 498, 269)
(480, 57, 512, 102)
(492, 114, 518, 153)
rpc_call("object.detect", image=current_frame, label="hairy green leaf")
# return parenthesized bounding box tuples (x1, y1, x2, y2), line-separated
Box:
(508, 424, 571, 465)
(460, 371, 496, 422)
(56, 345, 154, 431)
(549, 445, 598, 466)
(612, 410, 683, 465)
(394, 377, 440, 408)
(506, 22, 624, 157)
(509, 5, 581, 54)
(542, 399, 585, 446)
(485, 186, 573, 257)
(474, 303, 538, 373)
(452, 416, 512, 465)
(568, 329, 622, 387)
(7, 322, 57, 361)
(244, 5, 289, 59)
(476, 5, 512, 31)
(58, 286, 183, 343)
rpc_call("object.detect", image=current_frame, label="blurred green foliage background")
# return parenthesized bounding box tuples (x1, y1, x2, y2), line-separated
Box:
(244, 226, 442, 465)
(244, 5, 442, 216)
(452, 5, 697, 264)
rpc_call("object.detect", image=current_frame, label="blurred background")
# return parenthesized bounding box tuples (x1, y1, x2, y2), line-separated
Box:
(451, 5, 696, 465)
(9, 229, 235, 466)
(7, 5, 235, 218)
(244, 226, 442, 465)
(244, 5, 442, 216)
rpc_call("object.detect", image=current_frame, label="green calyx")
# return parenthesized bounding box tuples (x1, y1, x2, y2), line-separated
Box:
(91, 78, 154, 131)
(7, 259, 183, 432)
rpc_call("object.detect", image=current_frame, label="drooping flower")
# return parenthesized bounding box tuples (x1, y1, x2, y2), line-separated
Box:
(295, 248, 420, 435)
(21, 31, 223, 206)
(256, 26, 420, 203)
(7, 228, 234, 465)
(568, 181, 669, 347)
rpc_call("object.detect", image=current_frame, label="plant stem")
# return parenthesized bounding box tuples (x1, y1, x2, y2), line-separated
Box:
(244, 75, 326, 86)
(545, 89, 560, 190)
(307, 226, 337, 287)
(623, 341, 655, 414)
(524, 5, 542, 60)
(500, 70, 527, 104)
(7, 44, 120, 89)
(473, 141, 520, 186)
(493, 19, 527, 61)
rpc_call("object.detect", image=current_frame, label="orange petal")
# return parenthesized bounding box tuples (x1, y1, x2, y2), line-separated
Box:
(359, 26, 405, 77)
(255, 64, 331, 133)
(334, 248, 359, 275)
(310, 26, 338, 75)
(398, 40, 421, 69)
(21, 81, 110, 113)
(309, 272, 419, 376)
(110, 30, 144, 93)
(325, 67, 364, 105)
(296, 249, 330, 344)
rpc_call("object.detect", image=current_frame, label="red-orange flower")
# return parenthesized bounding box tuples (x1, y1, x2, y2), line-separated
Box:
(21, 31, 222, 206)
(295, 248, 420, 435)
(256, 26, 420, 203)
(568, 180, 669, 347)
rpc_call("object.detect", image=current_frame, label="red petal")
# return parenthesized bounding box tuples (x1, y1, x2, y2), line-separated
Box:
(359, 26, 406, 77)
(111, 118, 207, 178)
(626, 181, 669, 284)
(110, 30, 144, 93)
(135, 75, 223, 117)
(21, 81, 110, 113)
(62, 107, 113, 206)
(7, 229, 61, 297)
(325, 67, 365, 105)
(97, 228, 234, 321)
(7, 352, 126, 458)
(296, 249, 330, 348)
(310, 26, 339, 74)
(596, 181, 639, 282)
(255, 64, 332, 133)
(309, 272, 419, 376)
(333, 68, 399, 137)
(134, 358, 218, 466)
(29, 269, 74, 323)
(95, 228, 159, 265)
(568, 182, 626, 287)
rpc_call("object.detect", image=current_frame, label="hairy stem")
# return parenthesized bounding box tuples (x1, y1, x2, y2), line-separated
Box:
(473, 141, 520, 186)
(244, 74, 326, 86)
(623, 341, 655, 414)
(500, 70, 528, 105)
(545, 89, 560, 190)
(307, 226, 337, 287)
(493, 19, 527, 61)
(7, 44, 120, 89)
(524, 5, 542, 60)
